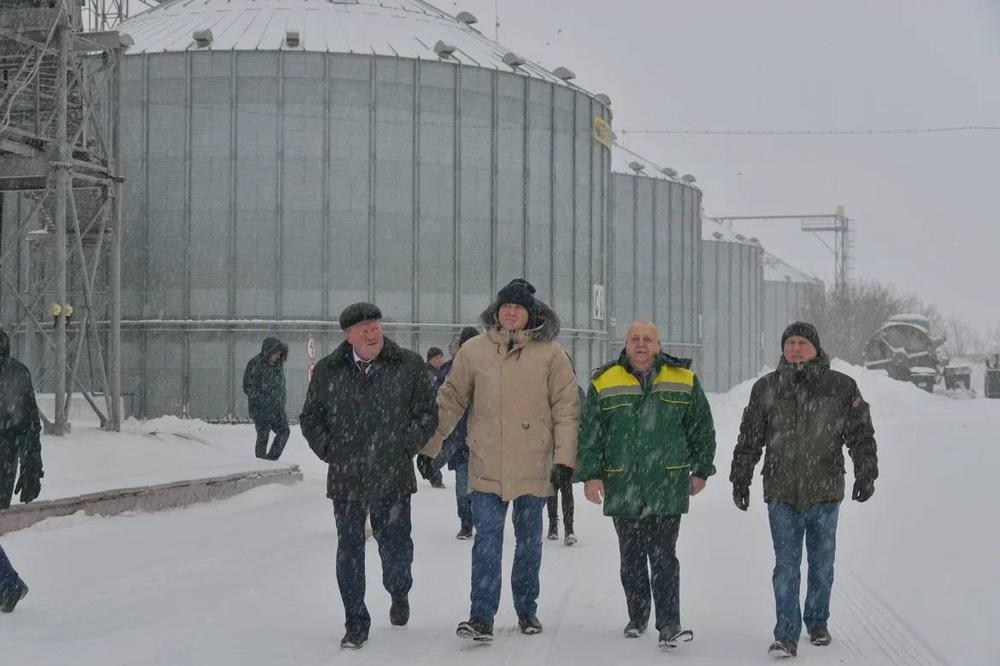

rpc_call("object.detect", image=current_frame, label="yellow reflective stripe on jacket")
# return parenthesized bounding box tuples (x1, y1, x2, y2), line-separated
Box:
(651, 365, 695, 394)
(592, 365, 641, 397)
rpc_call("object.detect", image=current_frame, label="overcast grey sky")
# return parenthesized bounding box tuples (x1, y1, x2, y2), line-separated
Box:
(453, 0, 1000, 332)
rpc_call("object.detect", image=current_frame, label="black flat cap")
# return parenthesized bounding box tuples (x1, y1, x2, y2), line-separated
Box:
(339, 302, 382, 331)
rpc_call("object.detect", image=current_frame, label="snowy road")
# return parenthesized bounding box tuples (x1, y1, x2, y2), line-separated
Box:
(3, 364, 998, 664)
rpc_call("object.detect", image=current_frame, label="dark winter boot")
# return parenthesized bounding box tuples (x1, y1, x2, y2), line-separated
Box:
(547, 524, 559, 540)
(0, 580, 28, 613)
(563, 532, 577, 546)
(768, 640, 797, 658)
(657, 625, 693, 649)
(518, 613, 543, 635)
(808, 626, 831, 646)
(340, 628, 368, 649)
(457, 617, 494, 641)
(389, 595, 409, 626)
(456, 523, 473, 540)
(623, 619, 647, 638)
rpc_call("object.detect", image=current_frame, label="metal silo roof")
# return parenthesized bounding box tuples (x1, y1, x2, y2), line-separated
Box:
(761, 251, 821, 283)
(702, 217, 757, 244)
(118, 0, 577, 87)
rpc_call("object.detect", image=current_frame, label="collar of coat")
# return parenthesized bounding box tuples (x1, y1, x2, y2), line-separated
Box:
(775, 350, 832, 386)
(330, 337, 405, 367)
(590, 350, 696, 398)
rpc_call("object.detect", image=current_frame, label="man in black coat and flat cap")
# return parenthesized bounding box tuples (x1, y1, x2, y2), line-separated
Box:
(300, 302, 438, 650)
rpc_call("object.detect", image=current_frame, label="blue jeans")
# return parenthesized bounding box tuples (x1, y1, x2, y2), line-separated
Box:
(0, 544, 23, 599)
(332, 496, 413, 632)
(470, 491, 546, 621)
(454, 462, 472, 527)
(767, 501, 841, 642)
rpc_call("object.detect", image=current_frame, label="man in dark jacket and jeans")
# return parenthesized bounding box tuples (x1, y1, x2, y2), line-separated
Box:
(0, 328, 43, 612)
(731, 322, 878, 658)
(300, 303, 438, 650)
(243, 337, 289, 460)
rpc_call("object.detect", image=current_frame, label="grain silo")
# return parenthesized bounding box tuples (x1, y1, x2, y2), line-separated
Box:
(761, 250, 824, 367)
(700, 219, 764, 392)
(113, 0, 612, 418)
(609, 166, 701, 363)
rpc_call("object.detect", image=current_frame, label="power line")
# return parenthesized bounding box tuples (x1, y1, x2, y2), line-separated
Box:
(620, 125, 1000, 136)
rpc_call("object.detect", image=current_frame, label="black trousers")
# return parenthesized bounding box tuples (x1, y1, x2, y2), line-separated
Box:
(333, 496, 414, 633)
(546, 479, 574, 532)
(253, 413, 289, 460)
(612, 514, 681, 631)
(0, 440, 18, 510)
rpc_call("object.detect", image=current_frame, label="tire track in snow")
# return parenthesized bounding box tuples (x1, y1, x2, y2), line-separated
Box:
(834, 569, 947, 665)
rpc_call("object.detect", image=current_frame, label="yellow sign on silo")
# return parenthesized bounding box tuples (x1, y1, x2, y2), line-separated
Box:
(593, 116, 613, 149)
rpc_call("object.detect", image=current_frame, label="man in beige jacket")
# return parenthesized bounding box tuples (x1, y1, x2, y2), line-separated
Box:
(419, 279, 579, 642)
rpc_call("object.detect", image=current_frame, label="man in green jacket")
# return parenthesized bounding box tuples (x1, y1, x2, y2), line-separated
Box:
(577, 321, 716, 650)
(730, 322, 878, 658)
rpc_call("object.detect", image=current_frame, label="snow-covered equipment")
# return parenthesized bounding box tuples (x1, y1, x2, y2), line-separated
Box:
(863, 314, 959, 392)
(986, 354, 1000, 399)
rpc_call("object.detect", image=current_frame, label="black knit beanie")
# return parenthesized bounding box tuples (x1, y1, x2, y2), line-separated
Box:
(781, 321, 822, 354)
(495, 279, 536, 311)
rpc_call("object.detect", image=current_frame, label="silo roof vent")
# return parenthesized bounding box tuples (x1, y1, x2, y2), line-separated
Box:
(628, 161, 645, 173)
(712, 231, 724, 240)
(595, 93, 612, 106)
(660, 167, 677, 178)
(553, 66, 576, 81)
(434, 40, 456, 58)
(682, 174, 697, 183)
(502, 51, 526, 68)
(285, 30, 300, 48)
(192, 29, 213, 48)
(456, 11, 478, 25)
(734, 233, 747, 241)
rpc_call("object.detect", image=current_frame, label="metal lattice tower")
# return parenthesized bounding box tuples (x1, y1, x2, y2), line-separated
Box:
(709, 206, 855, 291)
(0, 0, 129, 433)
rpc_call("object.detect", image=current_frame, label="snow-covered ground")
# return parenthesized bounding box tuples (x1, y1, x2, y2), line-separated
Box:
(29, 416, 291, 500)
(3, 362, 998, 665)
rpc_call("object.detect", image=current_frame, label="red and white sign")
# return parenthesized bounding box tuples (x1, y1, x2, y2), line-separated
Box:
(307, 336, 317, 383)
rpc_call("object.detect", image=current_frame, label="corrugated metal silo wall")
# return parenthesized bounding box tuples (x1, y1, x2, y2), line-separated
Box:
(700, 240, 765, 392)
(120, 52, 611, 419)
(762, 280, 824, 368)
(610, 174, 701, 365)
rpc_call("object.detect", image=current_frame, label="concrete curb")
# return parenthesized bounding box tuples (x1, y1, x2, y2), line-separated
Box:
(0, 465, 304, 536)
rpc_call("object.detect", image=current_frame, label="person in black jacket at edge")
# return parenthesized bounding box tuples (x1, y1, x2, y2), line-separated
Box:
(242, 336, 289, 460)
(299, 303, 438, 650)
(730, 322, 878, 659)
(0, 328, 43, 613)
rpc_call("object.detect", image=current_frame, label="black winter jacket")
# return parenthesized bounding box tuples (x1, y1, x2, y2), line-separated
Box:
(0, 330, 42, 509)
(243, 337, 288, 422)
(730, 352, 878, 509)
(300, 338, 438, 500)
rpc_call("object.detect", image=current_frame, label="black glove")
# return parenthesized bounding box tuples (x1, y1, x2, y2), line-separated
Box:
(852, 478, 875, 502)
(14, 470, 41, 504)
(733, 485, 750, 511)
(415, 454, 435, 481)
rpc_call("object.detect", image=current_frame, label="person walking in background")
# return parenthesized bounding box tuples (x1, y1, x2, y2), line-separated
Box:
(242, 337, 289, 460)
(547, 353, 585, 546)
(731, 321, 878, 659)
(576, 321, 716, 650)
(419, 279, 579, 642)
(300, 303, 438, 650)
(0, 328, 43, 612)
(426, 326, 479, 539)
(420, 348, 447, 489)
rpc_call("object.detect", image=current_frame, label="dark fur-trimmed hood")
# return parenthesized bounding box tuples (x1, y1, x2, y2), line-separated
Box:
(479, 297, 561, 343)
